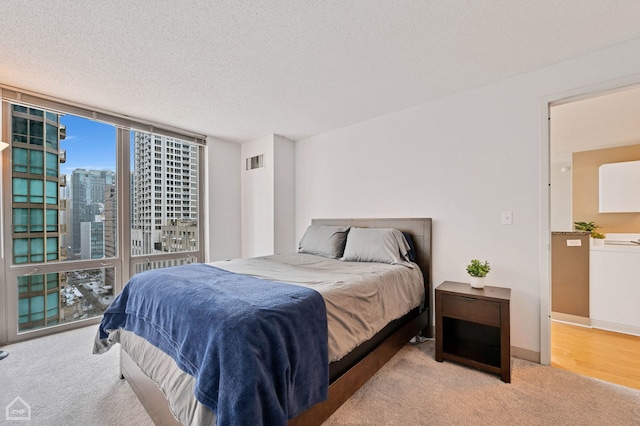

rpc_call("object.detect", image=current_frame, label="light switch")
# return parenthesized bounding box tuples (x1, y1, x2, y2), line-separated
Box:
(501, 211, 513, 225)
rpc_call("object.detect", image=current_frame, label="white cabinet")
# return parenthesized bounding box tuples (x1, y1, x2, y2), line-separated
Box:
(590, 248, 640, 335)
(599, 160, 640, 213)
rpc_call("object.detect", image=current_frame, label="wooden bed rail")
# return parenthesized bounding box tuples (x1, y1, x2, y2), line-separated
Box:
(289, 309, 430, 425)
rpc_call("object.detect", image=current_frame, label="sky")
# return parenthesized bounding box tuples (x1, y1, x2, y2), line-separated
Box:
(59, 115, 117, 175)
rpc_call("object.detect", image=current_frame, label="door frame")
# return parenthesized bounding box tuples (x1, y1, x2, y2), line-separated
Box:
(539, 73, 640, 365)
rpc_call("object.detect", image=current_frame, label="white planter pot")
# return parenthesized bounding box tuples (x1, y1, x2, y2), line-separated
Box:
(469, 276, 486, 289)
(591, 238, 605, 246)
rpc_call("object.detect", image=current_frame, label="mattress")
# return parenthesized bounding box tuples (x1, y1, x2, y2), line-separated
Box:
(104, 253, 424, 425)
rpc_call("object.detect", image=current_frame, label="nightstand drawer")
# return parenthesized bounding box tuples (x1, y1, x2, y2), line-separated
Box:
(441, 293, 501, 325)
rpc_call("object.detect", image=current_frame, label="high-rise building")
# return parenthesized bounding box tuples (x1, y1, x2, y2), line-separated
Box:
(80, 218, 105, 259)
(161, 219, 198, 252)
(70, 169, 115, 254)
(103, 184, 117, 288)
(10, 105, 66, 331)
(59, 174, 70, 252)
(131, 131, 198, 256)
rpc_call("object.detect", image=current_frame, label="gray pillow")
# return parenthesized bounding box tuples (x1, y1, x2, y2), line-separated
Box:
(298, 225, 351, 259)
(341, 227, 413, 267)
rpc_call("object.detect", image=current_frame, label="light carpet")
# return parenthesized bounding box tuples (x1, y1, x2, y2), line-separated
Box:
(1, 325, 639, 425)
(326, 340, 640, 425)
(0, 324, 153, 426)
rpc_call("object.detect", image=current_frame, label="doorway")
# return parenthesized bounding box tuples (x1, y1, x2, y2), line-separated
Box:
(548, 85, 640, 390)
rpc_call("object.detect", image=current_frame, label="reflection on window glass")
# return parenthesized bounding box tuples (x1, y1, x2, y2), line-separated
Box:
(30, 150, 44, 174)
(45, 181, 57, 204)
(46, 152, 58, 176)
(13, 239, 28, 264)
(12, 147, 28, 172)
(13, 209, 28, 233)
(46, 209, 58, 232)
(12, 178, 28, 203)
(30, 238, 44, 263)
(29, 179, 43, 203)
(46, 123, 58, 149)
(30, 209, 44, 232)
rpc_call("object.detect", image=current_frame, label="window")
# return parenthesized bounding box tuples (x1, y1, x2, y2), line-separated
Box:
(5, 106, 117, 332)
(2, 93, 205, 341)
(16, 268, 114, 331)
(46, 152, 58, 177)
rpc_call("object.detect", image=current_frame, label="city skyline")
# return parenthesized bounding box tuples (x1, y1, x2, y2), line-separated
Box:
(9, 104, 199, 334)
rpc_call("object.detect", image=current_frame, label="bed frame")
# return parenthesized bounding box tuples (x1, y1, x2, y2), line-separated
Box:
(119, 217, 432, 426)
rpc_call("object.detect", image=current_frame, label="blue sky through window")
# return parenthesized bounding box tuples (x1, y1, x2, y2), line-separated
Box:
(59, 115, 116, 175)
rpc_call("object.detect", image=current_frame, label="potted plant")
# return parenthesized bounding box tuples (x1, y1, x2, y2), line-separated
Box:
(590, 230, 606, 246)
(574, 221, 606, 245)
(466, 259, 491, 289)
(573, 221, 598, 233)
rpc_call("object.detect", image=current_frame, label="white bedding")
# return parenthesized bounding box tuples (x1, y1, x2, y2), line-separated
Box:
(106, 253, 424, 425)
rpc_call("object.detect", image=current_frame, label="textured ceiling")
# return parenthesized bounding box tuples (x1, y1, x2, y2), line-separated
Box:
(2, 1, 640, 142)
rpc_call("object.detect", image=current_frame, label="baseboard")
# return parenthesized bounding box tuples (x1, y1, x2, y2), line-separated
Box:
(511, 346, 540, 363)
(551, 313, 640, 337)
(590, 320, 640, 337)
(551, 312, 590, 326)
(512, 318, 639, 366)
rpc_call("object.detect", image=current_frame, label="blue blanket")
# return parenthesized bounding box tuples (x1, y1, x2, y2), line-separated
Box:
(98, 263, 328, 426)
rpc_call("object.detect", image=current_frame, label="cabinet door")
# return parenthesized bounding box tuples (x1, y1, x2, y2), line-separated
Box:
(599, 160, 640, 213)
(590, 250, 640, 329)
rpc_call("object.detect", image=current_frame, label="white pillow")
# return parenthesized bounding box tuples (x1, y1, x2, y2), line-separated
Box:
(341, 227, 413, 267)
(298, 225, 351, 259)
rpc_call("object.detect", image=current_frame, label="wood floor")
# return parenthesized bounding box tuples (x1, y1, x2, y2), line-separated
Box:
(551, 321, 640, 390)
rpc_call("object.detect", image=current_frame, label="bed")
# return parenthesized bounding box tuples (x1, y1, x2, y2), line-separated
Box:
(94, 218, 432, 425)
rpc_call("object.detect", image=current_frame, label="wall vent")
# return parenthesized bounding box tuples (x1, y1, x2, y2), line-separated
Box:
(246, 154, 264, 170)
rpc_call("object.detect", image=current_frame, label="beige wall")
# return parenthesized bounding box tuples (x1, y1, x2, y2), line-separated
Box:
(573, 143, 640, 233)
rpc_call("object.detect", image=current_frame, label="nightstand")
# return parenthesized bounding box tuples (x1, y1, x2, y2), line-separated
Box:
(435, 281, 511, 383)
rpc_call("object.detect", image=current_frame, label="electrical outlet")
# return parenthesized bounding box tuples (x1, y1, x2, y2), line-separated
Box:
(501, 211, 513, 225)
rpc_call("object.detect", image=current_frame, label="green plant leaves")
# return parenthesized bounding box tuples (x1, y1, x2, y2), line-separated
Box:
(466, 259, 490, 277)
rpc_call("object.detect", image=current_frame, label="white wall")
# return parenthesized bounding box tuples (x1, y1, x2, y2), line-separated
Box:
(206, 136, 242, 261)
(295, 37, 640, 357)
(241, 134, 296, 257)
(550, 161, 572, 231)
(273, 135, 295, 254)
(241, 135, 275, 257)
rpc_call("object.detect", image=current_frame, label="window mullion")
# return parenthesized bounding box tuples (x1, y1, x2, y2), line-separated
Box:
(117, 127, 131, 289)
